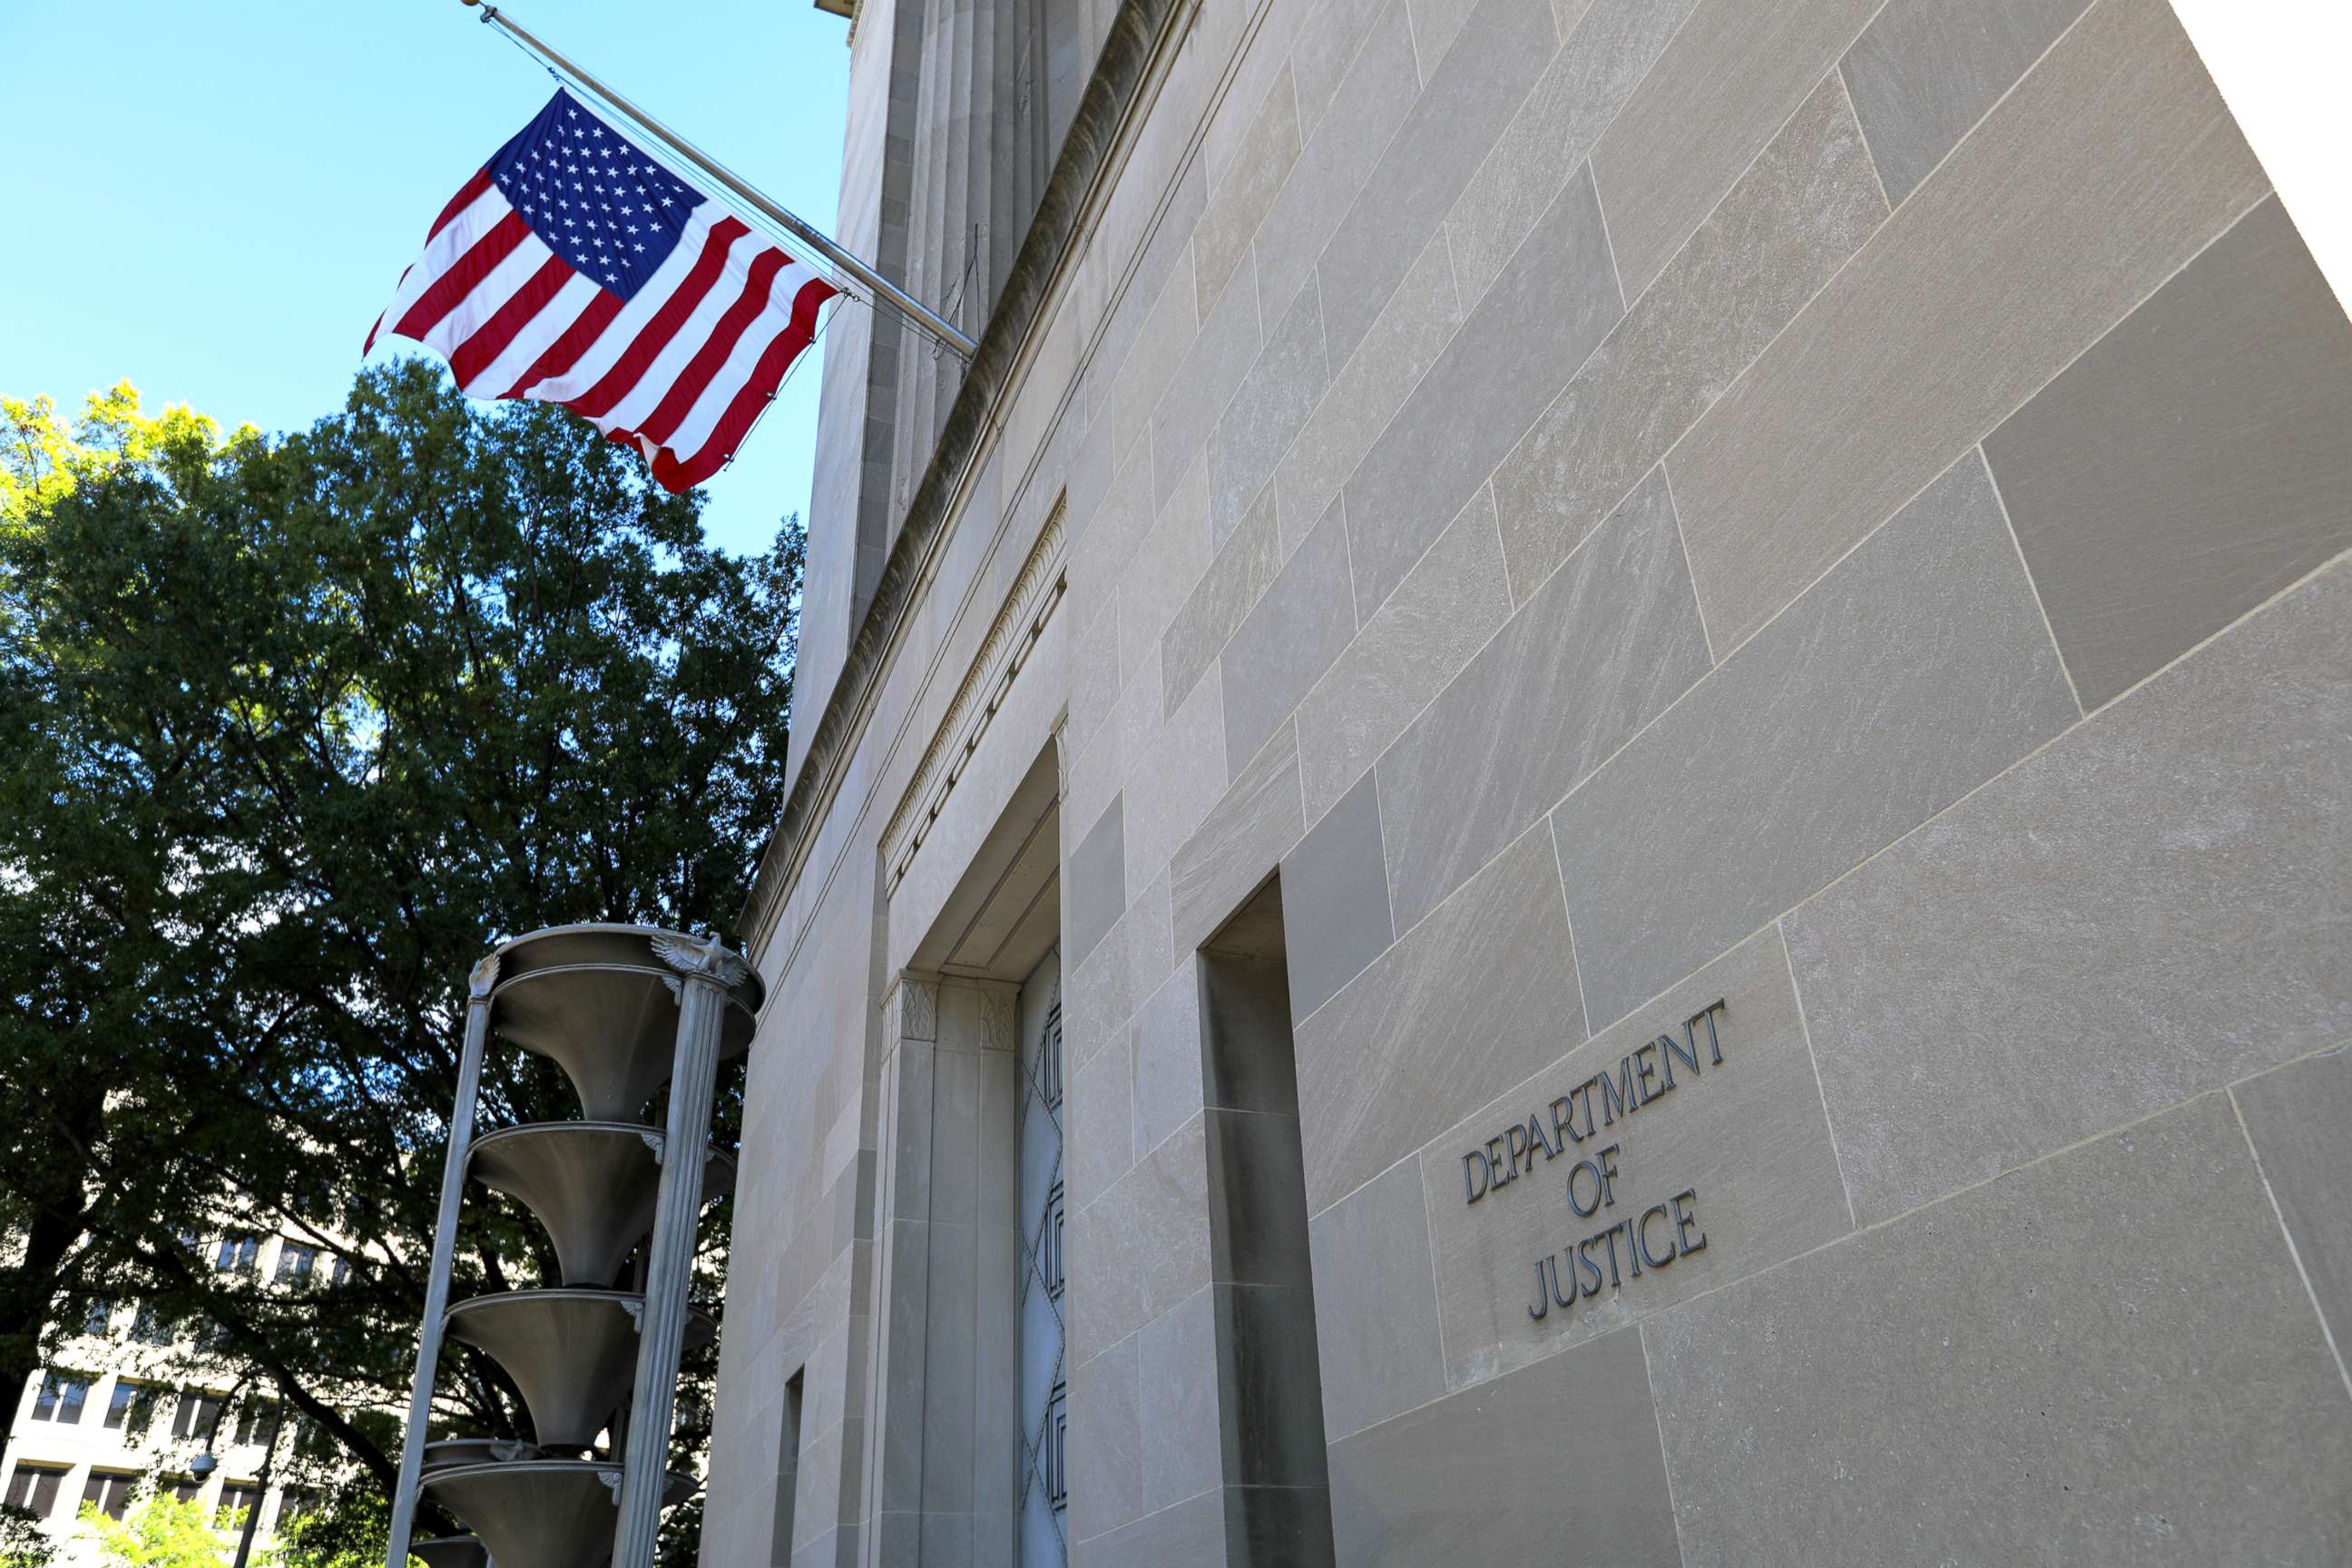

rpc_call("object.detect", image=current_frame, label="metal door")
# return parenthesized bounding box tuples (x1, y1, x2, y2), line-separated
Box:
(1015, 948, 1066, 1567)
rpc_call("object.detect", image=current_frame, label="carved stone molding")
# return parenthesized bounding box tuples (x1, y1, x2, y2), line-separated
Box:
(888, 974, 942, 1044)
(650, 933, 751, 989)
(467, 954, 501, 1000)
(881, 496, 1068, 898)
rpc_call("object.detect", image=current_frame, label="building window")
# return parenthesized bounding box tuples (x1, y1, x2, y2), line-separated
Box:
(83, 1298, 114, 1337)
(328, 1256, 352, 1289)
(165, 1475, 204, 1504)
(103, 1379, 159, 1438)
(232, 1401, 278, 1448)
(131, 1303, 175, 1346)
(277, 1488, 317, 1524)
(213, 1236, 260, 1276)
(274, 1245, 317, 1285)
(31, 1372, 90, 1424)
(3, 1465, 69, 1519)
(80, 1472, 139, 1522)
(172, 1389, 226, 1442)
(216, 1482, 262, 1528)
(293, 1414, 341, 1463)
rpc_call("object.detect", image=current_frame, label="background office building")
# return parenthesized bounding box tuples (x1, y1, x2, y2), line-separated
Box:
(1, 1232, 352, 1563)
(698, 0, 2352, 1562)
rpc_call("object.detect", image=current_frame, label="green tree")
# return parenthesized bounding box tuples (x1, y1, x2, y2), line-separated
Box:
(0, 360, 799, 1557)
(0, 1503, 56, 1568)
(0, 382, 255, 529)
(82, 1496, 227, 1568)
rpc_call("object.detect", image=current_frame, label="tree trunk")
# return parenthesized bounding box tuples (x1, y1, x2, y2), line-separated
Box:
(0, 1200, 83, 1475)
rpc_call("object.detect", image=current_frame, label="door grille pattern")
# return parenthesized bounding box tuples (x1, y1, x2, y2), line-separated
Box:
(1016, 973, 1067, 1565)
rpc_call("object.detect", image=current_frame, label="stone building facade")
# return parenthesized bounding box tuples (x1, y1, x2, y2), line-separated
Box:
(701, 0, 2352, 1563)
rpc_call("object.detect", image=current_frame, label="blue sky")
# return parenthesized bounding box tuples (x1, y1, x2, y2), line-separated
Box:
(1, 0, 852, 557)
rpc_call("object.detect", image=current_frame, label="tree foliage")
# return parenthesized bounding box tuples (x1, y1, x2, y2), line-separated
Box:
(0, 362, 800, 1554)
(0, 1504, 56, 1568)
(0, 383, 256, 531)
(81, 1496, 227, 1568)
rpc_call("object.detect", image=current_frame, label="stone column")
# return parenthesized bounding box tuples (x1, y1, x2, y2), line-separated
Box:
(612, 936, 746, 1568)
(384, 954, 499, 1568)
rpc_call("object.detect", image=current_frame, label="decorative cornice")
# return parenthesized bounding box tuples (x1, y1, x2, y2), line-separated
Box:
(740, 0, 1193, 953)
(650, 932, 752, 989)
(880, 499, 1068, 898)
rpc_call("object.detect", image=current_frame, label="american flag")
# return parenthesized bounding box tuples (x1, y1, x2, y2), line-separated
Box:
(367, 89, 838, 492)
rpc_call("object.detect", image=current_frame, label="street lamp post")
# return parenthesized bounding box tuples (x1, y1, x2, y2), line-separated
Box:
(229, 1401, 284, 1568)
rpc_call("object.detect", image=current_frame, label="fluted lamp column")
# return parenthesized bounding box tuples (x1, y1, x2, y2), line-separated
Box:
(385, 954, 500, 1568)
(611, 934, 747, 1568)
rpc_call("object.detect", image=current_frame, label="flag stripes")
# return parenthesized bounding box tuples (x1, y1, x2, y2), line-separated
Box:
(366, 89, 837, 492)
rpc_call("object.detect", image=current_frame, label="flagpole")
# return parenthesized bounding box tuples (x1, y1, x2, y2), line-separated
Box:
(460, 0, 980, 361)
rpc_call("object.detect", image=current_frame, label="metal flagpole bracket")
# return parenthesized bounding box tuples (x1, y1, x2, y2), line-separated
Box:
(456, 0, 979, 361)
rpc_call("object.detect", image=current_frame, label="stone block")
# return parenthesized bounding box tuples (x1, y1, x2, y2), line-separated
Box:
(1839, 0, 2089, 205)
(1215, 1282, 1331, 1485)
(1066, 1021, 1135, 1210)
(919, 1218, 977, 1514)
(1784, 558, 2352, 1223)
(1278, 770, 1396, 1024)
(1341, 164, 1621, 617)
(1206, 1107, 1315, 1288)
(1406, 0, 1482, 75)
(1067, 795, 1125, 971)
(1667, 0, 2269, 655)
(1293, 485, 1511, 826)
(1492, 69, 1886, 602)
(1162, 486, 1283, 722)
(1646, 1094, 2352, 1563)
(1251, 0, 1423, 342)
(1073, 1485, 1224, 1567)
(1150, 255, 1265, 514)
(1442, 0, 1698, 307)
(1131, 961, 1208, 1160)
(1557, 452, 2077, 1030)
(1417, 926, 1849, 1388)
(1069, 1113, 1213, 1368)
(1326, 1325, 1678, 1566)
(1064, 1330, 1147, 1545)
(1984, 195, 2352, 710)
(1592, 0, 1883, 298)
(1207, 275, 1332, 546)
(1172, 721, 1305, 956)
(1217, 502, 1357, 773)
(1194, 64, 1303, 322)
(1314, 0, 1559, 368)
(1306, 1158, 1447, 1442)
(1291, 0, 1405, 141)
(2233, 1047, 2352, 1367)
(1276, 229, 1465, 556)
(1137, 1287, 1223, 1514)
(1378, 466, 1707, 932)
(1108, 250, 1201, 473)
(1295, 825, 1583, 1215)
(1065, 868, 1173, 1064)
(1068, 446, 1156, 641)
(1124, 672, 1229, 895)
(1119, 453, 1214, 682)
